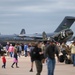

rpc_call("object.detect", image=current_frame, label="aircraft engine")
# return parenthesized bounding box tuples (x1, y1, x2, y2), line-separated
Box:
(60, 29, 73, 38)
(54, 29, 73, 43)
(42, 31, 47, 40)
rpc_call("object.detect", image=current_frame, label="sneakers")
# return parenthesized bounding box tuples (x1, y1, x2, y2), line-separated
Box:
(2, 65, 3, 68)
(11, 66, 14, 68)
(16, 66, 19, 68)
(11, 65, 19, 68)
(29, 69, 33, 72)
(2, 65, 6, 68)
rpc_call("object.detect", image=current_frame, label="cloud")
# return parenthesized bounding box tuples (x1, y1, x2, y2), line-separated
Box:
(9, 1, 75, 13)
(0, 0, 75, 35)
(0, 0, 75, 13)
(0, 13, 21, 17)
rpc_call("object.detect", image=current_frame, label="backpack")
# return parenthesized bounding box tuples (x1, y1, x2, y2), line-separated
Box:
(65, 56, 72, 64)
(59, 55, 64, 63)
(31, 48, 36, 58)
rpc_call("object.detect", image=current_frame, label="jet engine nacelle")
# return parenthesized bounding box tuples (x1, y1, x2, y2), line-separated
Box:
(53, 29, 73, 43)
(42, 31, 47, 40)
(60, 29, 73, 38)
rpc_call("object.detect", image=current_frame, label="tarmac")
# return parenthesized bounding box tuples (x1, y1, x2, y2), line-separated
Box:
(0, 56, 75, 75)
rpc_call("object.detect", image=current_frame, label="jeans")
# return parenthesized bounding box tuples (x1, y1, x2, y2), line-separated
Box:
(47, 57, 56, 75)
(24, 50, 27, 57)
(71, 54, 75, 66)
(10, 52, 13, 57)
(2, 62, 6, 68)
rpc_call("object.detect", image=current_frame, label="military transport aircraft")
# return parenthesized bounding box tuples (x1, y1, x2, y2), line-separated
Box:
(0, 16, 75, 45)
(19, 16, 75, 43)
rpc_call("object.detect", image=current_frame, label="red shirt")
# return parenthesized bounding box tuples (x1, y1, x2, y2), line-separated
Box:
(2, 56, 6, 63)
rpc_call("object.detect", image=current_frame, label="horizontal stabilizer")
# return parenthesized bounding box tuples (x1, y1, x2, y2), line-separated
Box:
(55, 16, 75, 32)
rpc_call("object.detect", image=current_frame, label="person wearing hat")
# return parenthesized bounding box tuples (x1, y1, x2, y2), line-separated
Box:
(44, 39, 59, 75)
(69, 40, 75, 66)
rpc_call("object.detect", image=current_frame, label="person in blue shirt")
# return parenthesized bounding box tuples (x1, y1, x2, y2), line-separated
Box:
(24, 44, 28, 57)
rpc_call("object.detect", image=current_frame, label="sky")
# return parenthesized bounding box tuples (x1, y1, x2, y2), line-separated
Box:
(0, 0, 75, 36)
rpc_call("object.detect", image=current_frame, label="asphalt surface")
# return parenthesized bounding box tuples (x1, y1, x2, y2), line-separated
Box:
(0, 56, 75, 75)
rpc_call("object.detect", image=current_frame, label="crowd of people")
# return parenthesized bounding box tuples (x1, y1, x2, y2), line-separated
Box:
(0, 39, 75, 75)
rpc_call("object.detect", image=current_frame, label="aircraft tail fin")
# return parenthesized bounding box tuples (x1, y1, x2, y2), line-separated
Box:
(20, 29, 26, 34)
(54, 16, 75, 32)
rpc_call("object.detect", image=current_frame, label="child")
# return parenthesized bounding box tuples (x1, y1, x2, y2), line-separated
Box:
(2, 54, 6, 68)
(11, 48, 19, 68)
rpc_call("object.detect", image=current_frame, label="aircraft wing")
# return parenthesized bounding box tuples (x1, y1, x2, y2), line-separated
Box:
(17, 34, 43, 40)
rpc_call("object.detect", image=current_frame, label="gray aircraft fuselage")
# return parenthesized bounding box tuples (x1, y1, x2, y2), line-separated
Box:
(0, 16, 75, 45)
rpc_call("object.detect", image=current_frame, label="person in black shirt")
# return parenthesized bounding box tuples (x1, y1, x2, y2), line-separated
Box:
(29, 43, 35, 72)
(31, 41, 43, 75)
(0, 44, 3, 57)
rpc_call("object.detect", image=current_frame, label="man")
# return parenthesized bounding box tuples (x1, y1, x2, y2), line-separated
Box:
(45, 39, 59, 75)
(24, 43, 28, 57)
(31, 41, 43, 75)
(0, 44, 3, 57)
(69, 41, 75, 66)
